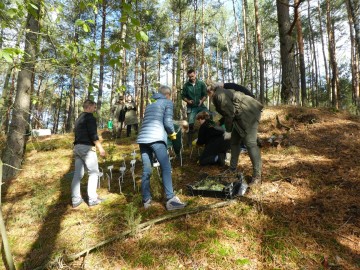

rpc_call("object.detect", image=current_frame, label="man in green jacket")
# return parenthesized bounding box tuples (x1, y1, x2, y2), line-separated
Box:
(207, 82, 263, 186)
(181, 69, 210, 145)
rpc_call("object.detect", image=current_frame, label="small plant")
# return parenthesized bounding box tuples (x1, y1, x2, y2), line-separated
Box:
(106, 142, 116, 161)
(123, 202, 142, 236)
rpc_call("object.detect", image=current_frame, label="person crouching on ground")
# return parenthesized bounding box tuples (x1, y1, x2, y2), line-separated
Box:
(71, 99, 106, 208)
(195, 111, 230, 166)
(137, 85, 187, 211)
(206, 82, 263, 186)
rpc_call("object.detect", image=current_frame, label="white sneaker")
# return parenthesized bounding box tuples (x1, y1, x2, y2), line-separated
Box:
(143, 199, 152, 209)
(166, 196, 186, 211)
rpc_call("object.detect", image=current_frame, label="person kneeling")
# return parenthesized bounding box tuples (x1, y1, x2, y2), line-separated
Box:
(195, 111, 230, 166)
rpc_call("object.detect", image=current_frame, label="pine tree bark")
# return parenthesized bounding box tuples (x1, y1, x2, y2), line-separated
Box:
(326, 0, 340, 109)
(2, 1, 40, 180)
(201, 0, 205, 79)
(232, 0, 243, 83)
(347, 0, 360, 56)
(318, 0, 331, 103)
(242, 0, 249, 86)
(254, 0, 264, 103)
(295, 0, 307, 106)
(193, 0, 198, 69)
(276, 0, 298, 104)
(97, 0, 107, 116)
(307, 0, 319, 107)
(346, 0, 360, 110)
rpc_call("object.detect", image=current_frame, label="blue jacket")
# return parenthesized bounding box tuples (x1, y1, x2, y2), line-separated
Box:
(137, 93, 175, 145)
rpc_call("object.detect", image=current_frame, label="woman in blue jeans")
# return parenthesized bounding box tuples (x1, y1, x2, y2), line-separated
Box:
(137, 85, 186, 211)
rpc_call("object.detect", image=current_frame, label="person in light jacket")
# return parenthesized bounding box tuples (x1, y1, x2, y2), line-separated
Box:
(207, 82, 263, 186)
(137, 85, 187, 211)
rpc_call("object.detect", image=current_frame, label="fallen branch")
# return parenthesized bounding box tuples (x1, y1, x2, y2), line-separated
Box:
(276, 115, 291, 131)
(65, 200, 235, 263)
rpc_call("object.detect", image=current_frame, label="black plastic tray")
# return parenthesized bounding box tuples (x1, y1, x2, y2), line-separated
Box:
(187, 174, 243, 199)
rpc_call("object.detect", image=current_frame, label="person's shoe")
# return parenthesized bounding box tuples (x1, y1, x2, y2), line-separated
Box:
(143, 199, 152, 209)
(218, 153, 226, 166)
(248, 176, 262, 186)
(88, 197, 106, 207)
(72, 198, 84, 208)
(166, 196, 187, 211)
(222, 167, 238, 175)
(240, 146, 248, 153)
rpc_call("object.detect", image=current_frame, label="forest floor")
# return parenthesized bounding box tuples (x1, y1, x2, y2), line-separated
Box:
(1, 106, 360, 270)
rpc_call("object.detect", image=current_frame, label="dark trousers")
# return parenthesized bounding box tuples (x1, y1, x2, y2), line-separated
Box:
(199, 137, 230, 166)
(127, 124, 138, 137)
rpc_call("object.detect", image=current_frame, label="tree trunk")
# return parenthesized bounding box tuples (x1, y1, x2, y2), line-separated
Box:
(88, 11, 97, 100)
(2, 1, 40, 180)
(254, 0, 264, 103)
(157, 42, 161, 83)
(0, 67, 13, 133)
(193, 0, 198, 69)
(97, 0, 107, 116)
(326, 0, 340, 109)
(307, 0, 319, 107)
(201, 0, 205, 79)
(294, 0, 306, 106)
(276, 0, 298, 104)
(0, 160, 16, 270)
(242, 0, 249, 86)
(347, 0, 360, 111)
(318, 0, 331, 104)
(175, 6, 184, 120)
(347, 0, 360, 56)
(232, 0, 243, 83)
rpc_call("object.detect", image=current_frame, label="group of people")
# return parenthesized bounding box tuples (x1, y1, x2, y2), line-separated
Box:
(111, 94, 138, 138)
(71, 69, 263, 211)
(181, 69, 263, 184)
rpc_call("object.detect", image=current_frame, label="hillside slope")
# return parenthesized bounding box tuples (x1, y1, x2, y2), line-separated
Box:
(1, 106, 360, 270)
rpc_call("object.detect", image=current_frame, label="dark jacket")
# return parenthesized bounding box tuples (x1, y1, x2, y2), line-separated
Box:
(224, 83, 254, 98)
(212, 87, 263, 133)
(137, 93, 175, 145)
(197, 119, 224, 146)
(197, 119, 230, 166)
(74, 112, 99, 146)
(181, 79, 207, 108)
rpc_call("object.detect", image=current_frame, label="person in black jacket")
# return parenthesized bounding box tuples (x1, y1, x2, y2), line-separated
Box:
(223, 82, 255, 98)
(195, 111, 230, 166)
(71, 99, 106, 208)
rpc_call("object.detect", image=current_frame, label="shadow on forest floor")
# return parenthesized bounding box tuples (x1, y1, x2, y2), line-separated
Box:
(1, 106, 360, 269)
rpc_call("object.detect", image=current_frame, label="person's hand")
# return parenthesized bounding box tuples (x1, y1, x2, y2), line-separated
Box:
(168, 132, 177, 140)
(223, 131, 231, 140)
(99, 147, 106, 157)
(187, 100, 194, 105)
(192, 138, 198, 146)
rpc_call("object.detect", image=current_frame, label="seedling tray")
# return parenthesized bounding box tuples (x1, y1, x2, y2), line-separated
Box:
(187, 174, 243, 199)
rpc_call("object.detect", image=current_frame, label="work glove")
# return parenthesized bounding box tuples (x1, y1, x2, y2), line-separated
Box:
(223, 131, 232, 140)
(192, 138, 198, 146)
(168, 132, 177, 141)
